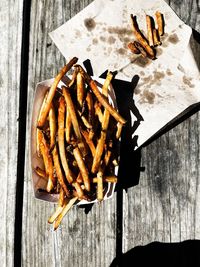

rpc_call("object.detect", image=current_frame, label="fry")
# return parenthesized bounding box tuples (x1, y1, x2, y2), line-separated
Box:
(94, 101, 103, 123)
(116, 122, 123, 139)
(130, 14, 155, 59)
(76, 172, 83, 183)
(62, 86, 82, 141)
(53, 197, 78, 230)
(59, 188, 65, 207)
(77, 110, 92, 129)
(146, 15, 154, 46)
(49, 104, 56, 150)
(133, 41, 148, 58)
(58, 96, 75, 184)
(73, 146, 90, 191)
(34, 166, 48, 180)
(52, 146, 70, 197)
(86, 91, 95, 137)
(81, 130, 96, 157)
(72, 182, 84, 199)
(48, 205, 65, 224)
(97, 169, 103, 201)
(155, 11, 164, 36)
(91, 71, 113, 173)
(77, 65, 126, 125)
(93, 175, 118, 183)
(127, 42, 140, 54)
(37, 57, 78, 128)
(153, 28, 162, 46)
(77, 72, 85, 107)
(65, 106, 72, 143)
(102, 71, 113, 97)
(104, 140, 113, 167)
(36, 91, 48, 156)
(38, 130, 55, 192)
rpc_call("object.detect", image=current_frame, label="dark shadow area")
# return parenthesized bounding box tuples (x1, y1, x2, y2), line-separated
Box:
(83, 59, 94, 76)
(110, 240, 200, 267)
(111, 76, 144, 190)
(110, 75, 145, 262)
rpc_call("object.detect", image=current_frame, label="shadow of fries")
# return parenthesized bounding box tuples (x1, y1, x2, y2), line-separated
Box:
(111, 75, 144, 190)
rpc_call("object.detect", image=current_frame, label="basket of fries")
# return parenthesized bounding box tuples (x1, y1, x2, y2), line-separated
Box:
(30, 57, 126, 229)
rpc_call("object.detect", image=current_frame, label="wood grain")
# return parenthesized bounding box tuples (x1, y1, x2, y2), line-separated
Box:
(0, 1, 23, 266)
(22, 1, 116, 266)
(123, 0, 200, 253)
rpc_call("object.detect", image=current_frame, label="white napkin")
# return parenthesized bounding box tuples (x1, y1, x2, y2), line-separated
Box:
(49, 0, 200, 147)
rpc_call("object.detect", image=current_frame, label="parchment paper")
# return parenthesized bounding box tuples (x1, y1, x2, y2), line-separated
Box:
(49, 0, 200, 148)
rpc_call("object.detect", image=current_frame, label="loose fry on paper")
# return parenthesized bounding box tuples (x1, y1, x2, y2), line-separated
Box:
(130, 14, 155, 59)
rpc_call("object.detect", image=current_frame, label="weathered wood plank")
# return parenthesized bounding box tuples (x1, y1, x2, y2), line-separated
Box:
(0, 1, 23, 266)
(168, 0, 200, 32)
(22, 1, 116, 266)
(123, 0, 200, 253)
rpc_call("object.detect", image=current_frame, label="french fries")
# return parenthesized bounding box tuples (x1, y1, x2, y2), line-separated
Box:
(130, 14, 155, 59)
(155, 11, 164, 36)
(128, 12, 165, 59)
(35, 59, 125, 229)
(37, 57, 78, 128)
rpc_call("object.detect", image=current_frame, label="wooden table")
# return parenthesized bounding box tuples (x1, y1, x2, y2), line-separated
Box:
(1, 0, 200, 266)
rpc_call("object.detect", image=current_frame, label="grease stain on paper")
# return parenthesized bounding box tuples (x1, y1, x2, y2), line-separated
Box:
(182, 75, 195, 88)
(84, 18, 96, 31)
(139, 89, 156, 104)
(168, 33, 179, 44)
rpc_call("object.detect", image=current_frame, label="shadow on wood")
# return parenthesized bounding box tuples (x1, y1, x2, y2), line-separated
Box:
(110, 240, 200, 267)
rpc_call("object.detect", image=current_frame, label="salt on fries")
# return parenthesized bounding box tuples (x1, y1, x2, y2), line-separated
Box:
(34, 58, 125, 230)
(128, 11, 165, 59)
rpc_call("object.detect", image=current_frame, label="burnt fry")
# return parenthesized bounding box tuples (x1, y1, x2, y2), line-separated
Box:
(37, 57, 78, 128)
(77, 72, 85, 107)
(38, 130, 55, 192)
(58, 97, 75, 184)
(146, 15, 154, 47)
(52, 146, 71, 197)
(65, 106, 72, 143)
(53, 197, 78, 230)
(86, 91, 95, 131)
(127, 42, 140, 54)
(130, 14, 155, 59)
(155, 11, 164, 36)
(49, 104, 56, 150)
(77, 65, 126, 125)
(134, 41, 148, 58)
(153, 28, 162, 46)
(73, 146, 90, 191)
